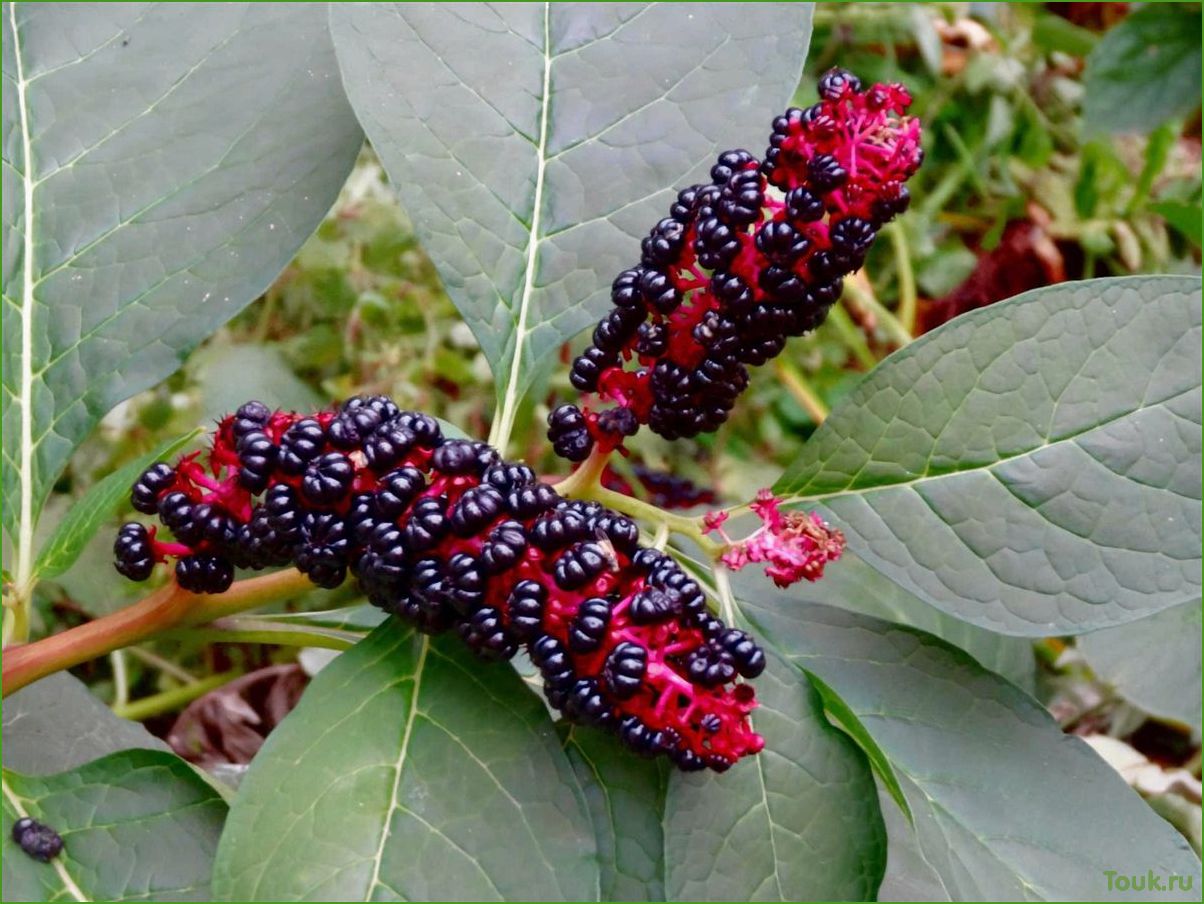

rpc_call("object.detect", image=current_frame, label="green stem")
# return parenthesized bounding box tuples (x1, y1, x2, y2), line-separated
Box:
(551, 446, 612, 497)
(775, 358, 829, 424)
(886, 223, 919, 337)
(112, 670, 238, 722)
(578, 484, 724, 559)
(165, 618, 364, 652)
(827, 303, 878, 370)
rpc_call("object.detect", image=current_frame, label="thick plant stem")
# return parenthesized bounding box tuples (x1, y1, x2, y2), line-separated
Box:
(112, 670, 239, 722)
(551, 446, 611, 497)
(827, 302, 878, 370)
(1, 568, 313, 698)
(775, 358, 829, 424)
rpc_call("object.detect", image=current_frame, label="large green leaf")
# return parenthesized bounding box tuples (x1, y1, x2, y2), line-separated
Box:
(740, 595, 1203, 900)
(212, 621, 599, 901)
(2, 672, 170, 775)
(2, 749, 227, 902)
(328, 2, 813, 450)
(663, 648, 886, 902)
(1, 2, 363, 592)
(737, 554, 1035, 691)
(1079, 598, 1202, 732)
(561, 726, 668, 902)
(775, 276, 1202, 635)
(1084, 4, 1203, 134)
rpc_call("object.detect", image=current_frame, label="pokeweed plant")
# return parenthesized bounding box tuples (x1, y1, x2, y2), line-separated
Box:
(1, 3, 1200, 903)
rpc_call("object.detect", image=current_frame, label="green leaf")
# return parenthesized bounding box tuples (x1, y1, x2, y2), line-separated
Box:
(561, 726, 669, 902)
(33, 429, 200, 580)
(2, 672, 171, 775)
(328, 2, 814, 449)
(740, 595, 1203, 900)
(2, 749, 228, 902)
(742, 554, 1036, 691)
(193, 345, 323, 425)
(1, 2, 363, 593)
(1079, 598, 1203, 732)
(663, 648, 886, 902)
(1084, 4, 1203, 134)
(212, 621, 599, 901)
(775, 276, 1203, 636)
(1152, 200, 1204, 246)
(1032, 10, 1098, 58)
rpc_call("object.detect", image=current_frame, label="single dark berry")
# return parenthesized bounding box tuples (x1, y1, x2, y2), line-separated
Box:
(449, 485, 505, 537)
(363, 420, 415, 473)
(157, 491, 199, 543)
(610, 268, 645, 308)
(784, 186, 825, 222)
(638, 268, 680, 314)
(376, 467, 427, 520)
(554, 542, 610, 590)
(431, 439, 482, 476)
(755, 220, 810, 263)
(458, 606, 517, 660)
(817, 67, 861, 101)
(301, 452, 354, 507)
(232, 400, 272, 442)
(686, 645, 737, 686)
(131, 462, 176, 514)
(479, 520, 528, 574)
(568, 597, 612, 652)
(718, 170, 764, 225)
(629, 586, 681, 624)
(506, 482, 560, 519)
(635, 321, 669, 357)
(114, 522, 155, 581)
(641, 217, 687, 267)
(710, 148, 756, 185)
(235, 430, 278, 493)
(595, 406, 639, 439)
(830, 216, 876, 256)
(446, 552, 486, 614)
(277, 418, 326, 476)
(394, 411, 443, 447)
(807, 153, 847, 192)
(175, 553, 234, 594)
(507, 580, 546, 640)
(402, 496, 449, 552)
(12, 817, 63, 863)
(602, 642, 647, 699)
(482, 462, 537, 493)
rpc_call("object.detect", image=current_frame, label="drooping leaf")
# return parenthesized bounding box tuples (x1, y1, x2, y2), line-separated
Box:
(328, 2, 814, 449)
(740, 594, 1203, 900)
(33, 429, 200, 580)
(663, 648, 886, 902)
(2, 672, 171, 775)
(1079, 598, 1203, 732)
(1084, 4, 1203, 134)
(735, 554, 1036, 691)
(212, 622, 599, 901)
(2, 749, 227, 902)
(775, 276, 1203, 635)
(1, 2, 363, 592)
(561, 725, 669, 902)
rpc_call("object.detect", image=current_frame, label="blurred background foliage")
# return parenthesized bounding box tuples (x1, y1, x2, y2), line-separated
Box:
(31, 1, 1201, 850)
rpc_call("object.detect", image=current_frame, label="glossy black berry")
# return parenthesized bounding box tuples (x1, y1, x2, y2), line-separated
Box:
(817, 67, 861, 101)
(756, 220, 810, 263)
(449, 485, 505, 537)
(710, 148, 756, 185)
(431, 439, 481, 476)
(231, 400, 272, 442)
(505, 481, 560, 519)
(569, 345, 615, 393)
(131, 462, 175, 514)
(554, 542, 610, 590)
(12, 817, 63, 863)
(638, 268, 680, 314)
(629, 586, 681, 624)
(402, 496, 449, 552)
(236, 430, 278, 493)
(807, 153, 847, 192)
(175, 553, 233, 594)
(482, 462, 537, 493)
(301, 452, 354, 507)
(610, 268, 645, 308)
(718, 170, 764, 226)
(568, 597, 612, 653)
(394, 411, 443, 447)
(458, 606, 517, 660)
(114, 522, 155, 581)
(506, 580, 546, 641)
(363, 421, 415, 473)
(602, 642, 647, 699)
(376, 467, 426, 520)
(641, 217, 687, 267)
(830, 216, 876, 256)
(479, 520, 528, 574)
(277, 418, 326, 476)
(686, 645, 736, 686)
(446, 552, 486, 614)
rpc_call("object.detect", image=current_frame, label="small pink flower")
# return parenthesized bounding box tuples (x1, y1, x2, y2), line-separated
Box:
(711, 489, 845, 588)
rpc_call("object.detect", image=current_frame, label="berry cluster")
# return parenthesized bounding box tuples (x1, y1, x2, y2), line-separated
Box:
(12, 818, 63, 863)
(115, 397, 765, 770)
(549, 68, 922, 458)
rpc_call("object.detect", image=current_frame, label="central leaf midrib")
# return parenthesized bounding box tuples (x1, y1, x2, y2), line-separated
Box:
(365, 635, 428, 901)
(9, 0, 36, 592)
(488, 0, 552, 453)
